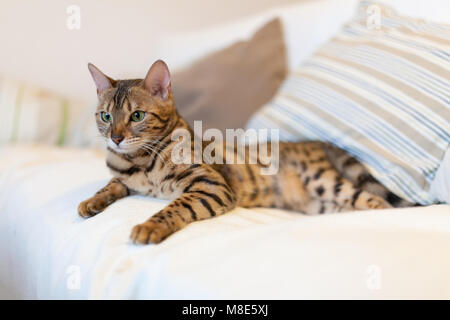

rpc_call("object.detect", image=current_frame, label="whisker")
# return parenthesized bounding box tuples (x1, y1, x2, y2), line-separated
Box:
(107, 135, 171, 164)
(141, 144, 166, 163)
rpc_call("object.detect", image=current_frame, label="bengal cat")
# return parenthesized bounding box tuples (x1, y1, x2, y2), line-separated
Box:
(78, 60, 409, 244)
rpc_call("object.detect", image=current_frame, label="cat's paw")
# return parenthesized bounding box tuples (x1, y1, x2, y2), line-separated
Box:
(130, 220, 172, 244)
(367, 196, 392, 210)
(78, 197, 105, 218)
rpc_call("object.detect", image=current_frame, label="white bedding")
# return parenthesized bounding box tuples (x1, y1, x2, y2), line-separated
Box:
(0, 145, 449, 299)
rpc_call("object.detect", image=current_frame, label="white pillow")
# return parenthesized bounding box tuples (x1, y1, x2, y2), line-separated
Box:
(160, 0, 360, 71)
(161, 0, 449, 71)
(430, 149, 450, 203)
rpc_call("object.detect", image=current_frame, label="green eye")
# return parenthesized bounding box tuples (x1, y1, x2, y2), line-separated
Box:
(100, 112, 112, 123)
(131, 111, 145, 122)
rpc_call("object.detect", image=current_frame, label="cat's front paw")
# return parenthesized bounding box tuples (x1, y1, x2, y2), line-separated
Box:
(130, 220, 172, 244)
(367, 196, 392, 210)
(78, 197, 106, 218)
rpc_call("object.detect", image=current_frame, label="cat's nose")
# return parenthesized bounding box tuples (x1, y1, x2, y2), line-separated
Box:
(111, 134, 124, 145)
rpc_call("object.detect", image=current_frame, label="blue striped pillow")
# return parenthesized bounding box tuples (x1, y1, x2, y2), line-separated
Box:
(247, 1, 450, 204)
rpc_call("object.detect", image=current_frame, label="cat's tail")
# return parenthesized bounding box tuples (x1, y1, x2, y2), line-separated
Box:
(323, 143, 416, 208)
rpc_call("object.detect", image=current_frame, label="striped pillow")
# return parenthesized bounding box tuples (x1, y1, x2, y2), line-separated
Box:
(247, 1, 450, 204)
(0, 77, 99, 147)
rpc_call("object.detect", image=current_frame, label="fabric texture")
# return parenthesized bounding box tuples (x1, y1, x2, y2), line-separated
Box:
(247, 1, 450, 204)
(0, 145, 449, 299)
(172, 18, 287, 133)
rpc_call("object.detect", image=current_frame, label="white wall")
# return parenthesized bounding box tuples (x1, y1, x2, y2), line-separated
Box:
(1, 0, 448, 103)
(0, 0, 304, 101)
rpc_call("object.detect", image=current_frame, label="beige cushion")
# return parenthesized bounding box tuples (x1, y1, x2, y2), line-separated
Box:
(172, 18, 287, 133)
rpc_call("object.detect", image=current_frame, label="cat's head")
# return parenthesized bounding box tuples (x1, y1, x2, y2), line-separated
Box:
(88, 60, 178, 154)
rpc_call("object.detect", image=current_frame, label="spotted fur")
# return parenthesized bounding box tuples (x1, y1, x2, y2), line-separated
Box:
(78, 60, 409, 244)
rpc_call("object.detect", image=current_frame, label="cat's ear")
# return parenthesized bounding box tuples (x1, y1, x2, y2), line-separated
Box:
(143, 60, 171, 100)
(87, 63, 115, 95)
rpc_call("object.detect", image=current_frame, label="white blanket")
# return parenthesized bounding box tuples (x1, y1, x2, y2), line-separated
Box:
(0, 145, 449, 299)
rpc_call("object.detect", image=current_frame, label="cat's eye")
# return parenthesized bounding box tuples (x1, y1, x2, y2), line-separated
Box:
(131, 111, 146, 122)
(100, 112, 112, 123)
